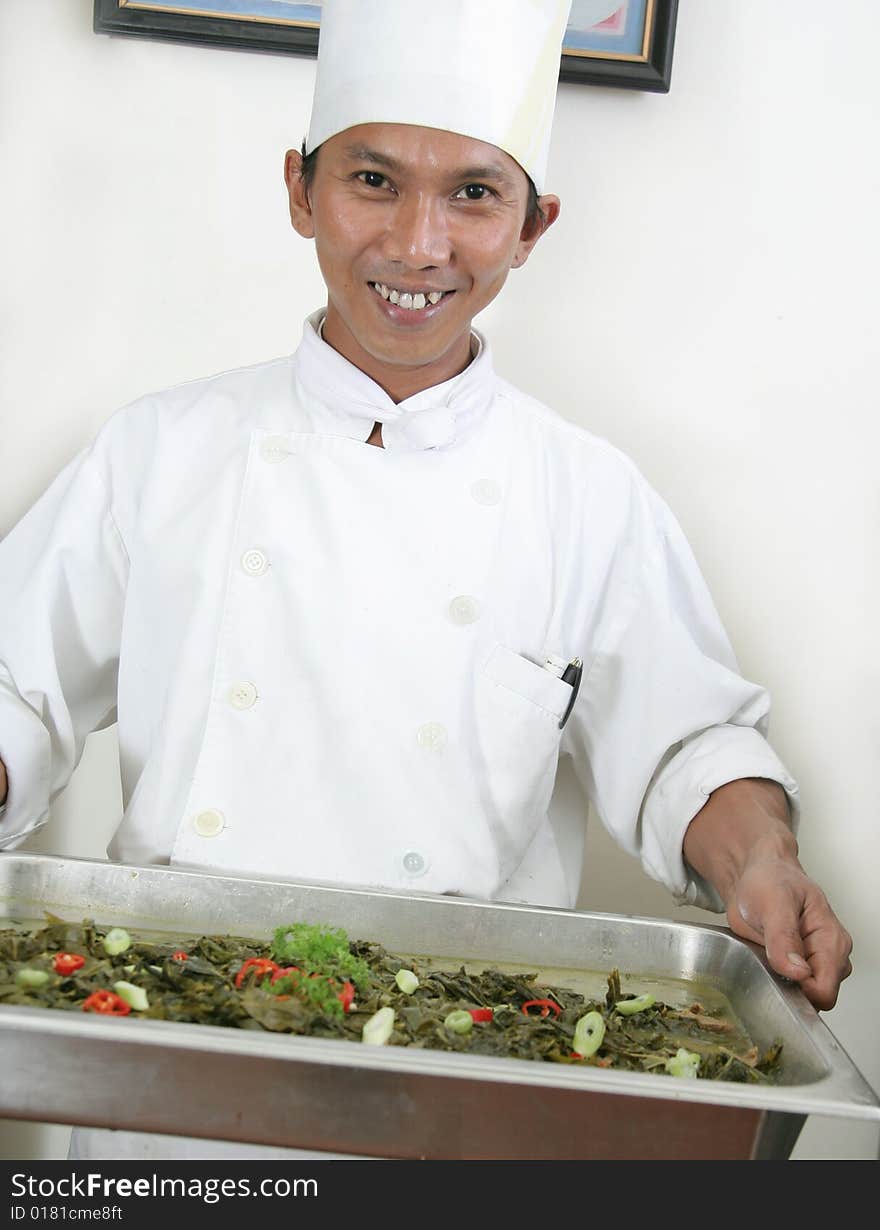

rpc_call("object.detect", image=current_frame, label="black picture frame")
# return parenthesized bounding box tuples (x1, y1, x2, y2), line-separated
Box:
(93, 1, 678, 94)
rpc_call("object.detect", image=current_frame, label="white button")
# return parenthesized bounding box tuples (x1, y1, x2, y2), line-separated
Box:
(448, 595, 480, 625)
(416, 722, 447, 751)
(193, 809, 225, 838)
(261, 435, 290, 463)
(471, 478, 502, 506)
(229, 681, 258, 710)
(241, 548, 269, 576)
(401, 849, 429, 877)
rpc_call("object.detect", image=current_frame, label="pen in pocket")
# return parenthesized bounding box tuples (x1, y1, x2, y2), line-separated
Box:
(558, 658, 583, 729)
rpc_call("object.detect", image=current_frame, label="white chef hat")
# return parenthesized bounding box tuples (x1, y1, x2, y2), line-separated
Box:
(305, 0, 573, 195)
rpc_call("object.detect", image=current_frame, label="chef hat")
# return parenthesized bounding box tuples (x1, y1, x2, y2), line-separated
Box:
(305, 0, 573, 194)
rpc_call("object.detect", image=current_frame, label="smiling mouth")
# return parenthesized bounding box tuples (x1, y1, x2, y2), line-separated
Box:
(369, 282, 452, 311)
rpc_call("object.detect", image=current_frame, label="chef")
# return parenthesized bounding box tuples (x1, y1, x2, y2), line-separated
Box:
(0, 0, 852, 1160)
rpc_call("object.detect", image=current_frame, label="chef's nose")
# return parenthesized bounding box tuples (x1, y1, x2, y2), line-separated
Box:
(381, 191, 452, 268)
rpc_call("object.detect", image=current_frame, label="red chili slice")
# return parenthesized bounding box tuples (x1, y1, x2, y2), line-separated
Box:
(269, 965, 301, 985)
(468, 1008, 494, 1023)
(521, 998, 562, 1019)
(171, 951, 188, 962)
(53, 952, 86, 976)
(234, 957, 280, 988)
(82, 990, 131, 1016)
(337, 980, 355, 1013)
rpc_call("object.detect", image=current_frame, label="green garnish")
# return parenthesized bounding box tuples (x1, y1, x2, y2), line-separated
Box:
(362, 1006, 395, 1045)
(666, 1048, 701, 1078)
(270, 923, 371, 989)
(443, 1010, 474, 1035)
(615, 994, 655, 1015)
(395, 968, 419, 994)
(15, 968, 50, 989)
(268, 970, 345, 1017)
(103, 928, 132, 956)
(572, 1011, 606, 1058)
(113, 981, 150, 1011)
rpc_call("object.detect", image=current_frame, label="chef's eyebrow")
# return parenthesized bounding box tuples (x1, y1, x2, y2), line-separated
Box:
(342, 144, 518, 190)
(343, 145, 405, 172)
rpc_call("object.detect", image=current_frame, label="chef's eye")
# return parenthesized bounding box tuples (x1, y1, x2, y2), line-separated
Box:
(357, 170, 391, 190)
(455, 183, 493, 201)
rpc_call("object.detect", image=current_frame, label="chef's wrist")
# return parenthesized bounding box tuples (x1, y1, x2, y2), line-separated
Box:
(682, 777, 797, 907)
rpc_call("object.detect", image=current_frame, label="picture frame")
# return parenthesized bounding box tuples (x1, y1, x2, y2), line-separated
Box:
(93, 1, 678, 93)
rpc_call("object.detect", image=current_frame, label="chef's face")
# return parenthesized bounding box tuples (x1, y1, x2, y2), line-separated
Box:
(284, 124, 560, 400)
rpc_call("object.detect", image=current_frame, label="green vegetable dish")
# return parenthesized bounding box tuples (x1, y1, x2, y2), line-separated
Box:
(0, 915, 783, 1083)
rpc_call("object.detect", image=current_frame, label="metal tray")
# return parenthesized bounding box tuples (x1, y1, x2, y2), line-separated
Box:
(1, 852, 877, 1159)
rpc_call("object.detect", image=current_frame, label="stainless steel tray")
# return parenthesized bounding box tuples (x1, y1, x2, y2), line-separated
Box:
(1, 853, 877, 1159)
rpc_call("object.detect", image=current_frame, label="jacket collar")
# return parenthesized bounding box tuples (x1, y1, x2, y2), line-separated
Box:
(291, 309, 496, 451)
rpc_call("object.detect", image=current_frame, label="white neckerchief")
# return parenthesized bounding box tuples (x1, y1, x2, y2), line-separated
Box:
(291, 309, 496, 452)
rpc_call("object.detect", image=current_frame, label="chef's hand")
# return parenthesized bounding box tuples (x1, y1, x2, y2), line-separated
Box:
(0, 757, 6, 807)
(682, 778, 853, 1011)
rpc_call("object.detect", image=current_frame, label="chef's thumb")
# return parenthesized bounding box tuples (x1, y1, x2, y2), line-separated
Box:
(762, 915, 811, 982)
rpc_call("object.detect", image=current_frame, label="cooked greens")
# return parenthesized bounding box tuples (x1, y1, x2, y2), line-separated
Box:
(0, 914, 783, 1083)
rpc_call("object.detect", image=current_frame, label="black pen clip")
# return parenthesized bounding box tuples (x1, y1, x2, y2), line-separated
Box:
(558, 657, 583, 730)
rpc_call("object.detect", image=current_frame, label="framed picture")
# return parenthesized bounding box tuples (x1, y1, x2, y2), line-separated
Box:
(93, 1, 678, 93)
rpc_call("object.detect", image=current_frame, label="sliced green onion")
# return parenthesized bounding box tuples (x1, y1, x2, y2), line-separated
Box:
(665, 1048, 701, 1078)
(444, 1009, 474, 1035)
(113, 981, 150, 1011)
(103, 928, 132, 956)
(395, 968, 419, 994)
(15, 968, 50, 989)
(572, 1011, 606, 1058)
(615, 994, 655, 1016)
(362, 1006, 395, 1045)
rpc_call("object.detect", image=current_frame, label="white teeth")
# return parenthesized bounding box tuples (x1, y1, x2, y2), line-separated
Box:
(372, 283, 446, 310)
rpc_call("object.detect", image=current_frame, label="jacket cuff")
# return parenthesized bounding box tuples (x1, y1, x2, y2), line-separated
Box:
(0, 684, 52, 848)
(640, 724, 800, 913)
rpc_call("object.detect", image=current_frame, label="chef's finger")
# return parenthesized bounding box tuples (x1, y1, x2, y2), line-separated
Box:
(764, 908, 852, 1010)
(795, 951, 853, 1011)
(796, 921, 854, 1011)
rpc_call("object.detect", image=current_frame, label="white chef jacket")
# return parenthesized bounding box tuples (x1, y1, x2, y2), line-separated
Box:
(0, 311, 797, 1158)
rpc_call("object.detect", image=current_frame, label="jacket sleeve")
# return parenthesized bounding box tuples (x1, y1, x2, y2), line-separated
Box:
(0, 445, 128, 848)
(563, 471, 799, 912)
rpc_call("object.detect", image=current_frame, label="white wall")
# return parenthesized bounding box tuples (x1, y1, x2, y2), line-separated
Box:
(1, 0, 877, 1161)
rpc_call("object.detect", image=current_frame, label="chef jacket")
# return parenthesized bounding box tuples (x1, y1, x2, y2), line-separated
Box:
(0, 311, 798, 913)
(1, 311, 799, 1160)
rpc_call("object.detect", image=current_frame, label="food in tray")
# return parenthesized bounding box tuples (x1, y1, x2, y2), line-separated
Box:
(0, 915, 783, 1083)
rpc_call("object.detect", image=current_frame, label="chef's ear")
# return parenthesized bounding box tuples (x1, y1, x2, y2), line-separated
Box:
(511, 194, 560, 269)
(284, 147, 315, 239)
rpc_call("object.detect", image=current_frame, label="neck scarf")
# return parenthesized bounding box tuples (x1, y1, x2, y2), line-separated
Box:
(292, 309, 496, 451)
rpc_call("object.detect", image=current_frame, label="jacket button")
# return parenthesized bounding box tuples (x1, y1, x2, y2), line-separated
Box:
(448, 595, 480, 625)
(401, 849, 429, 877)
(229, 681, 258, 709)
(416, 722, 447, 751)
(193, 809, 225, 838)
(241, 548, 269, 576)
(260, 435, 290, 462)
(471, 478, 501, 506)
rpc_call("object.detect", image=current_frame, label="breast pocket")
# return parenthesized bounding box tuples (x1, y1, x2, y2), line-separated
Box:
(472, 644, 574, 881)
